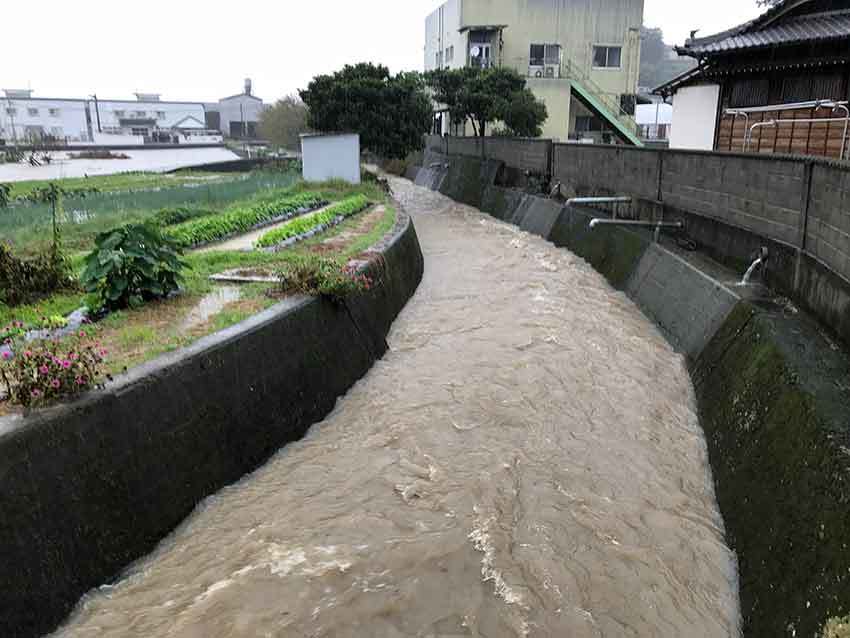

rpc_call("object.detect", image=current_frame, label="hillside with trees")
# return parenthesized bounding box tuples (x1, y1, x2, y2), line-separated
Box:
(639, 26, 697, 91)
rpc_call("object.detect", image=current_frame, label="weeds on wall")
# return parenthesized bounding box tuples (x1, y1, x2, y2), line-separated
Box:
(276, 254, 375, 303)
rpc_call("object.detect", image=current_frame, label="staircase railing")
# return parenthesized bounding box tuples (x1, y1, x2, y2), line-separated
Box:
(560, 59, 639, 137)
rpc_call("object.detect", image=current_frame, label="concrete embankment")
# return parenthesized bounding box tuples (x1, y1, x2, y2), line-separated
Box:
(0, 213, 424, 638)
(410, 151, 850, 638)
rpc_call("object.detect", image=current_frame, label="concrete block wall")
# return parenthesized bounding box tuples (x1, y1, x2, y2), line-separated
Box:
(660, 152, 805, 247)
(552, 144, 660, 201)
(424, 135, 551, 174)
(808, 163, 850, 279)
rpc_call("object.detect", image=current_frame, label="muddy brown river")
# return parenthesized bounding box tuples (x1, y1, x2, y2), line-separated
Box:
(52, 177, 740, 637)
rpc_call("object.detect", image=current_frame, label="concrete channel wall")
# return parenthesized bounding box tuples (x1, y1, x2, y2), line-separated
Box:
(423, 135, 850, 348)
(0, 215, 424, 638)
(410, 150, 850, 638)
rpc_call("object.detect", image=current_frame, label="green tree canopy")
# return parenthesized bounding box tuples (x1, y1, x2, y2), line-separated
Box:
(426, 67, 548, 137)
(259, 95, 309, 150)
(299, 63, 432, 159)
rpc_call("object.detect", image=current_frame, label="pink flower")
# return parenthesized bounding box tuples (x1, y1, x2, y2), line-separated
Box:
(30, 389, 41, 397)
(61, 360, 72, 369)
(75, 376, 86, 386)
(23, 350, 32, 358)
(1, 351, 11, 360)
(78, 330, 86, 338)
(50, 379, 61, 389)
(99, 349, 108, 357)
(39, 365, 49, 374)
(69, 353, 78, 361)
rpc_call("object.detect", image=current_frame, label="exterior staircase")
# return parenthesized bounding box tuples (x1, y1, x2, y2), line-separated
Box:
(561, 59, 643, 146)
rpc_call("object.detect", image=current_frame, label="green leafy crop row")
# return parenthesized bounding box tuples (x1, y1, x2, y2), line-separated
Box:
(256, 195, 370, 249)
(165, 192, 326, 248)
(153, 206, 217, 227)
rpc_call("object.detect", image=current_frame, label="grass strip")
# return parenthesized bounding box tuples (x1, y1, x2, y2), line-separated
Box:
(255, 195, 370, 249)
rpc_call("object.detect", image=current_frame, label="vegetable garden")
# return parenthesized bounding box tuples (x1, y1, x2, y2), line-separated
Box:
(0, 169, 395, 413)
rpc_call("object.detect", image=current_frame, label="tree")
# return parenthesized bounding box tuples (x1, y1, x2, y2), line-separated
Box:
(425, 67, 548, 138)
(259, 95, 309, 150)
(299, 63, 432, 159)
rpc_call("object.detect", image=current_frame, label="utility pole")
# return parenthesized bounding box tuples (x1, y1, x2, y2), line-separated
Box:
(90, 94, 102, 133)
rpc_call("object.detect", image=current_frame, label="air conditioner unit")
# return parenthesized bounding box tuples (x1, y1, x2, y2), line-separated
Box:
(544, 64, 560, 78)
(528, 65, 544, 78)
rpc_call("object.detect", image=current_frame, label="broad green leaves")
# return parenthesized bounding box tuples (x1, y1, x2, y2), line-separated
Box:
(82, 224, 187, 311)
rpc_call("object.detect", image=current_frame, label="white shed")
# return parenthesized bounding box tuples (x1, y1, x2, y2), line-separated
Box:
(300, 133, 361, 184)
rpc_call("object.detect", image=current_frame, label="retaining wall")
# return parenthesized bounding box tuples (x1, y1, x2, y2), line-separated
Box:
(418, 136, 850, 347)
(0, 215, 424, 638)
(413, 152, 850, 638)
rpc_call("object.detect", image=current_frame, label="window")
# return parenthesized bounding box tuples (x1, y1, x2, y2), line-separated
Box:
(592, 45, 621, 68)
(530, 44, 545, 66)
(445, 46, 454, 63)
(576, 116, 604, 133)
(436, 51, 443, 68)
(135, 110, 146, 117)
(530, 44, 561, 67)
(156, 110, 166, 119)
(50, 127, 63, 137)
(28, 107, 39, 116)
(114, 109, 125, 117)
(6, 107, 16, 116)
(131, 127, 148, 136)
(49, 108, 60, 117)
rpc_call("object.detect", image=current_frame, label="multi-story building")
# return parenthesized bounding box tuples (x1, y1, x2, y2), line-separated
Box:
(424, 0, 644, 144)
(0, 80, 264, 146)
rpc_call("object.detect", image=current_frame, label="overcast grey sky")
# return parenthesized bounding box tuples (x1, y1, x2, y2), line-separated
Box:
(4, 0, 763, 103)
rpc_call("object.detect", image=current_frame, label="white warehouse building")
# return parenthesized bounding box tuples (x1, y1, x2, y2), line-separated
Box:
(0, 80, 265, 146)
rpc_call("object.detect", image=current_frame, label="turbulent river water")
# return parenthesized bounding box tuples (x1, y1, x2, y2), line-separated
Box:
(53, 177, 740, 638)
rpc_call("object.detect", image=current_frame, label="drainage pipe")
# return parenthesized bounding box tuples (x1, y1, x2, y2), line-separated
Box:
(745, 120, 777, 152)
(568, 196, 633, 220)
(724, 110, 749, 151)
(820, 102, 850, 160)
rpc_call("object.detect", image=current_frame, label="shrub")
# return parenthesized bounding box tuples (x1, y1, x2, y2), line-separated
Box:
(166, 191, 325, 248)
(0, 244, 72, 307)
(276, 254, 374, 302)
(81, 224, 186, 310)
(0, 332, 106, 408)
(152, 206, 216, 227)
(256, 194, 369, 248)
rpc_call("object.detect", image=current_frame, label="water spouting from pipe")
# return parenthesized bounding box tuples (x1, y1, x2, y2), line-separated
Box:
(740, 258, 763, 286)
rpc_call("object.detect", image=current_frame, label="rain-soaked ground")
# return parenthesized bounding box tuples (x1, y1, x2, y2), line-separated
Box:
(52, 177, 740, 638)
